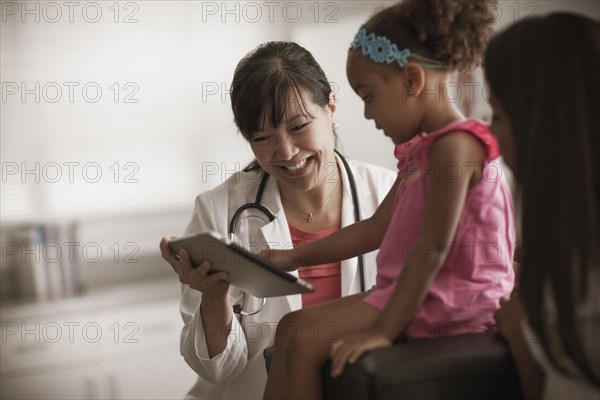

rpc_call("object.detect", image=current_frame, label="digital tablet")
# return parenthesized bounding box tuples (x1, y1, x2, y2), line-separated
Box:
(169, 231, 314, 298)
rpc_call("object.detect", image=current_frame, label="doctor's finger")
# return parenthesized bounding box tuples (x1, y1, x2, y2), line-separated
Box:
(202, 271, 230, 288)
(159, 238, 180, 269)
(178, 249, 197, 277)
(194, 260, 212, 278)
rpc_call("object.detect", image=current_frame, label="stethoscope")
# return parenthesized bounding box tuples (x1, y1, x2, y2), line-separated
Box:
(229, 150, 365, 316)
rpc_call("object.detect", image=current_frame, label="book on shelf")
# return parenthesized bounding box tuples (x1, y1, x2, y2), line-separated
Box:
(8, 224, 82, 301)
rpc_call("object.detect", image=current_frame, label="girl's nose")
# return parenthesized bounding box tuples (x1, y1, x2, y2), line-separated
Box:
(363, 104, 372, 120)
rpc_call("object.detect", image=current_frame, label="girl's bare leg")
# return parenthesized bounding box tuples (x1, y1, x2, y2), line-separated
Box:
(264, 293, 379, 400)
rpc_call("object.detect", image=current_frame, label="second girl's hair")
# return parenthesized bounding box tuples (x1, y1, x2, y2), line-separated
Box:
(485, 13, 600, 387)
(363, 0, 498, 72)
(230, 41, 332, 141)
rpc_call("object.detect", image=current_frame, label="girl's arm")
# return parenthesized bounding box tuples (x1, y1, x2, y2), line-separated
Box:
(274, 177, 400, 270)
(373, 131, 485, 340)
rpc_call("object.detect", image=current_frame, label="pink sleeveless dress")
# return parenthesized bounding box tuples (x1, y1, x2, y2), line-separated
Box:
(365, 119, 515, 338)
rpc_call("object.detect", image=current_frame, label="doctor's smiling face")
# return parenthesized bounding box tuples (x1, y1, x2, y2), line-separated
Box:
(249, 90, 338, 194)
(230, 42, 343, 199)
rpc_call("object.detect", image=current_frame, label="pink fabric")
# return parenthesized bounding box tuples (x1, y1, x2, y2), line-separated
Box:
(289, 224, 342, 308)
(365, 119, 515, 338)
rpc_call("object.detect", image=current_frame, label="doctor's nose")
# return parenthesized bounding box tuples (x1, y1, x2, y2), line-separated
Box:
(274, 135, 298, 161)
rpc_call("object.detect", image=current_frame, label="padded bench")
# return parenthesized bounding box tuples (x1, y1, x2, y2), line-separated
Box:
(264, 333, 523, 399)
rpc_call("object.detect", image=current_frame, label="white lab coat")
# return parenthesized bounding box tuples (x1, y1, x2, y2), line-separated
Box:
(180, 154, 396, 399)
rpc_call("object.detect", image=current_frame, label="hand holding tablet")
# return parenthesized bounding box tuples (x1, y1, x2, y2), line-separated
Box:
(168, 231, 314, 298)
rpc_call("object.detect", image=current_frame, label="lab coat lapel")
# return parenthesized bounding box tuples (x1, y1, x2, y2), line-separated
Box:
(337, 154, 361, 296)
(258, 175, 303, 313)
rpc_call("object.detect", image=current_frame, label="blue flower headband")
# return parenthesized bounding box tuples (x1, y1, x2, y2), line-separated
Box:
(350, 26, 446, 69)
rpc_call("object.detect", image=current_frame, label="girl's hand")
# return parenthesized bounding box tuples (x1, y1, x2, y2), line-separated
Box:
(159, 237, 229, 299)
(494, 295, 525, 345)
(257, 248, 299, 271)
(329, 330, 392, 378)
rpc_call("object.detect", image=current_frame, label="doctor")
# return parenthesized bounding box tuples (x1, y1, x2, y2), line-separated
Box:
(160, 41, 395, 399)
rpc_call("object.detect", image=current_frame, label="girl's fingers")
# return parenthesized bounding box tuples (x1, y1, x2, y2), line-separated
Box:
(348, 347, 365, 364)
(330, 340, 343, 358)
(331, 343, 354, 378)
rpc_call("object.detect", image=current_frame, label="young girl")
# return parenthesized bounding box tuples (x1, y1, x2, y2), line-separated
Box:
(488, 13, 600, 399)
(263, 1, 513, 399)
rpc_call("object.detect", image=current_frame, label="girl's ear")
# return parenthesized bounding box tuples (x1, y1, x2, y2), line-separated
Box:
(403, 63, 426, 96)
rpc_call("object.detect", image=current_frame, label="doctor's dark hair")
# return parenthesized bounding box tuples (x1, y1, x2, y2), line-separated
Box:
(486, 13, 600, 387)
(362, 0, 497, 72)
(230, 42, 332, 171)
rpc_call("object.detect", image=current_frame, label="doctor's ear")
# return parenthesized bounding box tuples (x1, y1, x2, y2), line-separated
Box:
(329, 92, 338, 104)
(327, 93, 337, 114)
(328, 91, 338, 110)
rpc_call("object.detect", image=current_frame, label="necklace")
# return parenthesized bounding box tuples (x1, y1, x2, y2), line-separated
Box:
(281, 181, 340, 223)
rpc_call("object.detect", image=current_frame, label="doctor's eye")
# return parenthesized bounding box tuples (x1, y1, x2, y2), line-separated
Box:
(251, 135, 271, 144)
(290, 122, 310, 132)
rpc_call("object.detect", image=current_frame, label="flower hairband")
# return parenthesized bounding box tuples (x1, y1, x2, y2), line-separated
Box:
(350, 26, 446, 69)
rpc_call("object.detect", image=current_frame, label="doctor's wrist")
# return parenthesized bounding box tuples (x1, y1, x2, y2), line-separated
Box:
(202, 291, 230, 305)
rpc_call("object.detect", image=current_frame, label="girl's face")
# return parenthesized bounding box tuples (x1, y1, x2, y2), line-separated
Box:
(249, 91, 337, 194)
(346, 50, 423, 145)
(489, 99, 516, 171)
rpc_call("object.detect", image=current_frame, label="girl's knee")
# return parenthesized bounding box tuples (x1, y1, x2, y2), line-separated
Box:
(274, 310, 304, 347)
(275, 310, 315, 345)
(278, 314, 331, 359)
(277, 309, 309, 332)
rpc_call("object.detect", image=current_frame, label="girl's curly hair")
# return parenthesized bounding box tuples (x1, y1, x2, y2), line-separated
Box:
(363, 0, 498, 72)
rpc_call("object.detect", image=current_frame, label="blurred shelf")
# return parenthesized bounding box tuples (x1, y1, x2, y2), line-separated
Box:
(0, 277, 181, 320)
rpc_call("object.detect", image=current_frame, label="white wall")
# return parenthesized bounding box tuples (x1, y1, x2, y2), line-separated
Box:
(1, 1, 598, 288)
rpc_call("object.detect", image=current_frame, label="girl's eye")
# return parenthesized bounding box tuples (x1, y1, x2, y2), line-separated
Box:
(290, 123, 309, 132)
(361, 95, 372, 104)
